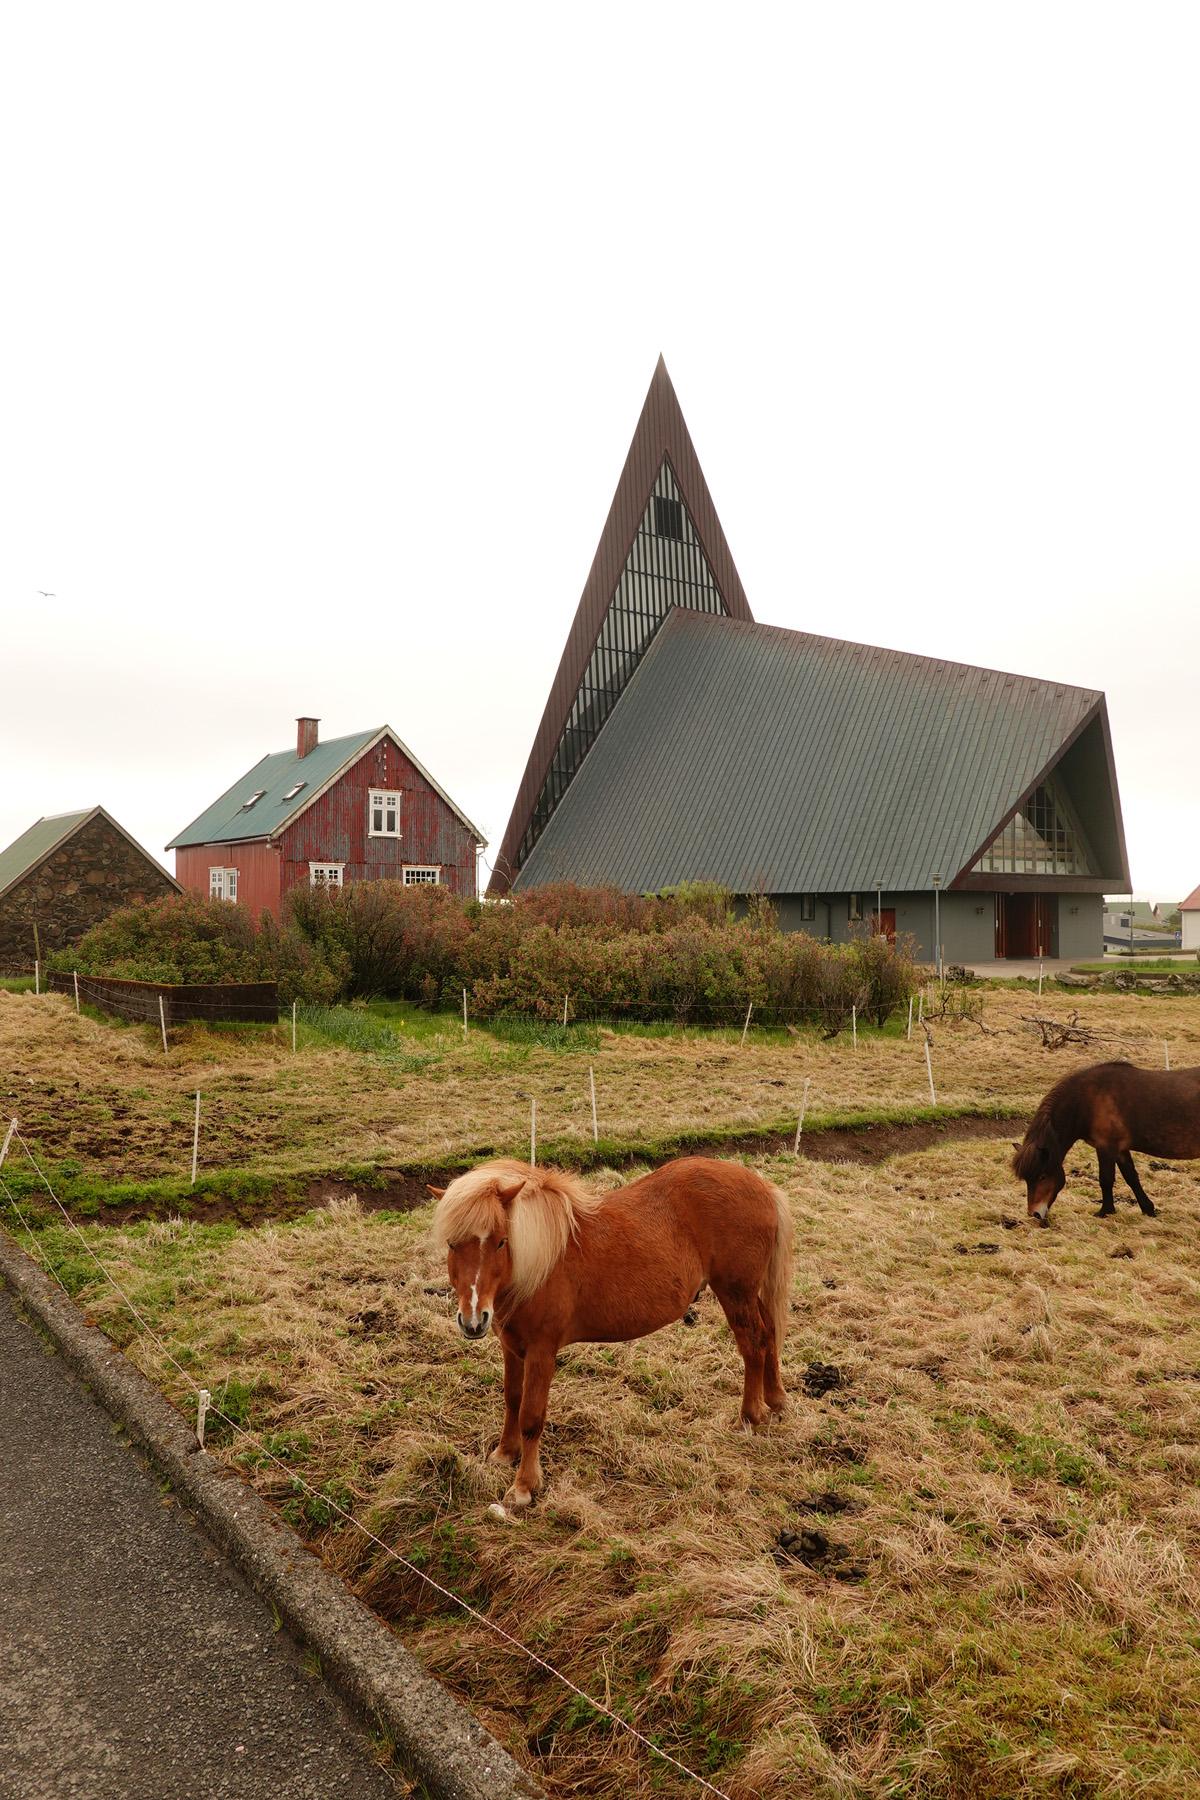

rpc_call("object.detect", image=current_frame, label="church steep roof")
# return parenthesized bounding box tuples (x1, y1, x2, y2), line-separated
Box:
(514, 610, 1127, 896)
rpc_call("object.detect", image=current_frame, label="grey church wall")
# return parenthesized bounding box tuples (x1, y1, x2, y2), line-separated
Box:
(1055, 894, 1103, 961)
(769, 890, 1103, 963)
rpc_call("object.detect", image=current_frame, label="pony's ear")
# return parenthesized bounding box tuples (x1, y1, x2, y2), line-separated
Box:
(495, 1174, 526, 1202)
(427, 1184, 446, 1200)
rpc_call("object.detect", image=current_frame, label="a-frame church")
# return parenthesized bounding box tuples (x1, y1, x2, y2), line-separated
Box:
(489, 359, 1128, 964)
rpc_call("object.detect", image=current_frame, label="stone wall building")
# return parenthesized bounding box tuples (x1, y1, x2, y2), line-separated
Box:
(0, 808, 180, 971)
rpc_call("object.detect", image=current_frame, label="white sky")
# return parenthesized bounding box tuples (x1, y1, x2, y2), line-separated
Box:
(3, 6, 1198, 903)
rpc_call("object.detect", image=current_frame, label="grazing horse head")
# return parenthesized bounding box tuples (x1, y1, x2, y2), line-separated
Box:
(1012, 1114, 1065, 1225)
(429, 1159, 598, 1339)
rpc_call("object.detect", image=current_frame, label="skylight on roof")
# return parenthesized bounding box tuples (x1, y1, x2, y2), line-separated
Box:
(281, 781, 307, 802)
(241, 790, 266, 810)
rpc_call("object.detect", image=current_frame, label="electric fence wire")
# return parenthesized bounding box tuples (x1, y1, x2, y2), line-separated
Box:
(0, 1121, 738, 1800)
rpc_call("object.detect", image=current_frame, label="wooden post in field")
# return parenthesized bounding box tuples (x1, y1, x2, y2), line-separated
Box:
(793, 1077, 811, 1154)
(0, 1117, 17, 1174)
(907, 996, 913, 1041)
(1164, 1040, 1171, 1070)
(852, 1004, 857, 1049)
(73, 971, 80, 1012)
(292, 999, 297, 1052)
(530, 1097, 536, 1167)
(463, 988, 468, 1038)
(925, 1040, 936, 1106)
(191, 1091, 200, 1186)
(34, 961, 39, 996)
(917, 991, 923, 1029)
(158, 993, 168, 1054)
(1038, 960, 1043, 997)
(740, 1001, 753, 1048)
(563, 993, 569, 1028)
(590, 1067, 598, 1142)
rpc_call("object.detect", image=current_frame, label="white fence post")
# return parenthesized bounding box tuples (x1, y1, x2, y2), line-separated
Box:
(1164, 1040, 1171, 1070)
(0, 1117, 16, 1173)
(463, 988, 468, 1038)
(530, 1097, 536, 1167)
(73, 971, 80, 1012)
(852, 1004, 857, 1048)
(292, 999, 297, 1052)
(196, 1388, 211, 1450)
(34, 960, 39, 996)
(158, 993, 168, 1054)
(191, 1090, 201, 1186)
(740, 1001, 753, 1048)
(925, 1040, 936, 1106)
(907, 996, 913, 1041)
(589, 1067, 598, 1143)
(793, 1077, 811, 1155)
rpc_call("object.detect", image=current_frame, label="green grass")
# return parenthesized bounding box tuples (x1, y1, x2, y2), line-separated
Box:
(0, 976, 36, 992)
(1071, 957, 1197, 973)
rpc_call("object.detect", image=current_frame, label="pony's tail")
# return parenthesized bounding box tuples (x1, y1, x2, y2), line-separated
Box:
(760, 1184, 794, 1352)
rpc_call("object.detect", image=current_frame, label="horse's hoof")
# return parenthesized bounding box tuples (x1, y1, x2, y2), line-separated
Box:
(504, 1483, 534, 1510)
(765, 1394, 787, 1417)
(1142, 1205, 1157, 1218)
(1095, 1206, 1116, 1218)
(488, 1446, 519, 1468)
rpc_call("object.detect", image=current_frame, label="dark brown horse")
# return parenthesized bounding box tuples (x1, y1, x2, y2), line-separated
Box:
(430, 1156, 793, 1508)
(1013, 1060, 1200, 1224)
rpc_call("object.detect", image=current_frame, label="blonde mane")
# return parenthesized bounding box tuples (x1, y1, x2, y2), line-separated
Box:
(430, 1159, 604, 1308)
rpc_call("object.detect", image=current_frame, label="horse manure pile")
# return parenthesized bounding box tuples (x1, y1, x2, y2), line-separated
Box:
(770, 1524, 867, 1582)
(801, 1360, 843, 1397)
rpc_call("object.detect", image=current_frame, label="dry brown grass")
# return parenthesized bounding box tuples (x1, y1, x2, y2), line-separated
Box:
(3, 984, 1199, 1185)
(8, 986, 1200, 1795)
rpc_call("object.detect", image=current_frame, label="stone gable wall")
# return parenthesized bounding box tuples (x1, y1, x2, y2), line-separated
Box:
(0, 816, 178, 969)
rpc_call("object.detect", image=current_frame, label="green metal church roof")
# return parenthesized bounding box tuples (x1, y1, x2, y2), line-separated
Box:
(515, 611, 1122, 896)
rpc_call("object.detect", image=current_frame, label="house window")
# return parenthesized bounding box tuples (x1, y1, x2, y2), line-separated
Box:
(369, 789, 401, 838)
(800, 894, 816, 922)
(309, 863, 344, 887)
(848, 893, 861, 921)
(403, 865, 441, 886)
(209, 867, 238, 902)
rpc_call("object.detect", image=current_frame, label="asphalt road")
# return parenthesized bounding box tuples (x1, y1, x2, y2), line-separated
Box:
(0, 1284, 402, 1800)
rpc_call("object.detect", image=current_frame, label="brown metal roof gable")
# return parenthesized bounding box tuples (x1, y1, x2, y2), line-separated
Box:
(488, 357, 753, 894)
(514, 612, 1127, 897)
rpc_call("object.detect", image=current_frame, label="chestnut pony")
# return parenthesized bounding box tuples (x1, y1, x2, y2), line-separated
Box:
(1013, 1060, 1200, 1224)
(430, 1156, 793, 1508)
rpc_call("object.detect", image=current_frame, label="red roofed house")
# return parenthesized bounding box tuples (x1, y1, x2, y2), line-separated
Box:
(1180, 884, 1200, 953)
(168, 719, 485, 917)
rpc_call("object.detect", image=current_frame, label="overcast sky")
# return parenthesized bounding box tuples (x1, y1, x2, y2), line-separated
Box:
(3, 6, 1198, 902)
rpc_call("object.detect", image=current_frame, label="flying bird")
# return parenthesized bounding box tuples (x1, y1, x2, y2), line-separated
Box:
(37, 590, 55, 597)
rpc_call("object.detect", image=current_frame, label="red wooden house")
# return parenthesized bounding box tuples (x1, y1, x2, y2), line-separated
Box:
(168, 718, 484, 916)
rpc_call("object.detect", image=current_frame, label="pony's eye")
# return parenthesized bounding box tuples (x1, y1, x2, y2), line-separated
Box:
(496, 1238, 506, 1249)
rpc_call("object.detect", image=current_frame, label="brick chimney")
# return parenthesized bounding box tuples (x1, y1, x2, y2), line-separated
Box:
(296, 717, 320, 758)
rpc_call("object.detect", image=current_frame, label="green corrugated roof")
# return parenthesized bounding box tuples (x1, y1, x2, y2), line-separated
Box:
(516, 611, 1122, 895)
(0, 809, 98, 900)
(167, 729, 381, 849)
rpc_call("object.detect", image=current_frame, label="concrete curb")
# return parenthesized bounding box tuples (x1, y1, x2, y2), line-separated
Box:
(0, 1227, 544, 1800)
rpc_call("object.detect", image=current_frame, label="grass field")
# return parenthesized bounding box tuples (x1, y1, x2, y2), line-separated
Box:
(4, 987, 1200, 1796)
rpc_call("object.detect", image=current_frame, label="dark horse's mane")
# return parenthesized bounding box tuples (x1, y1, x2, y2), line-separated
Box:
(1012, 1060, 1136, 1181)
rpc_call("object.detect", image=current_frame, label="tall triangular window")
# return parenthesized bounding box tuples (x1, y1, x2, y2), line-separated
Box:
(519, 460, 727, 867)
(970, 776, 1095, 876)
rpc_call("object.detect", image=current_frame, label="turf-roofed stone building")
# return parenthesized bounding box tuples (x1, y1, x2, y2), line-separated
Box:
(169, 718, 485, 916)
(490, 359, 1129, 964)
(0, 808, 180, 971)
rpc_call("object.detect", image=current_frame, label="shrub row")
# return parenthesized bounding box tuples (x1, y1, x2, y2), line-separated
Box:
(50, 881, 920, 1029)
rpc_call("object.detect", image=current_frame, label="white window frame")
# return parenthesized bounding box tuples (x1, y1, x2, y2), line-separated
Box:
(403, 865, 441, 886)
(309, 862, 345, 887)
(209, 866, 238, 902)
(368, 789, 402, 839)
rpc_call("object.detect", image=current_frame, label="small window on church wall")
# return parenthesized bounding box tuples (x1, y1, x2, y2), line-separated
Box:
(848, 893, 861, 921)
(369, 790, 401, 837)
(653, 495, 684, 540)
(800, 894, 816, 922)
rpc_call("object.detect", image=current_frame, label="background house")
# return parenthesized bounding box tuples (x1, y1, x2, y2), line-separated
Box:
(1180, 886, 1200, 952)
(491, 360, 1129, 965)
(0, 807, 180, 971)
(168, 718, 484, 915)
